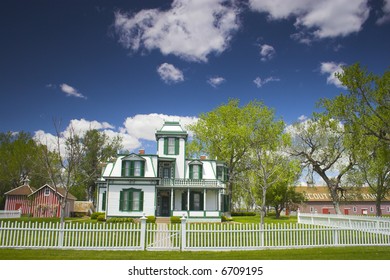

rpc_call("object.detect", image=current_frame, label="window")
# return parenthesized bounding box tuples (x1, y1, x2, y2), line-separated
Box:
(190, 192, 203, 211)
(387, 207, 390, 213)
(44, 188, 50, 196)
(122, 160, 145, 177)
(217, 165, 228, 181)
(102, 191, 106, 211)
(119, 188, 144, 212)
(353, 206, 357, 213)
(370, 206, 374, 213)
(189, 164, 202, 180)
(164, 138, 179, 155)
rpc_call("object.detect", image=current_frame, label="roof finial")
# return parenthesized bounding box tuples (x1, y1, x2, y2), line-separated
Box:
(20, 175, 30, 186)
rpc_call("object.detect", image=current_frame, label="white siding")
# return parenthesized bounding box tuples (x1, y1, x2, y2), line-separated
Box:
(206, 190, 218, 210)
(106, 185, 155, 217)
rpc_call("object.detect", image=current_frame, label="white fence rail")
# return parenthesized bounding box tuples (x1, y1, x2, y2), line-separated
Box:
(0, 221, 144, 250)
(298, 212, 390, 235)
(0, 209, 22, 219)
(1, 216, 390, 251)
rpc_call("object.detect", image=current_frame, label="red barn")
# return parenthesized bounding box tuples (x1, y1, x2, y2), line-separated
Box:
(4, 183, 36, 215)
(29, 184, 76, 218)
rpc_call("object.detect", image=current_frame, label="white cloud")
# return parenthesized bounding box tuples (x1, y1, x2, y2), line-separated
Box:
(33, 115, 198, 155)
(122, 114, 198, 141)
(253, 76, 280, 88)
(259, 44, 275, 61)
(377, 0, 390, 25)
(320, 62, 346, 88)
(157, 63, 184, 84)
(249, 0, 370, 41)
(114, 0, 240, 62)
(298, 115, 308, 122)
(60, 83, 87, 99)
(207, 76, 226, 88)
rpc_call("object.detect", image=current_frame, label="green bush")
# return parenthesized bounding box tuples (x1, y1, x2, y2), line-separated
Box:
(97, 214, 106, 222)
(222, 215, 233, 222)
(231, 212, 256, 216)
(91, 212, 105, 220)
(106, 218, 133, 223)
(146, 216, 156, 223)
(170, 216, 181, 224)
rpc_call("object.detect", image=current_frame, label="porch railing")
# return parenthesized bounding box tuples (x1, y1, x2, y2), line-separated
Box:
(160, 178, 222, 187)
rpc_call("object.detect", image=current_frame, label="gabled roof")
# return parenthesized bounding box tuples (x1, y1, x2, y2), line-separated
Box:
(188, 160, 203, 165)
(122, 153, 146, 161)
(5, 184, 36, 196)
(28, 184, 77, 200)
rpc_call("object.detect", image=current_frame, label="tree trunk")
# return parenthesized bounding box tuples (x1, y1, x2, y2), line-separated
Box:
(375, 197, 382, 217)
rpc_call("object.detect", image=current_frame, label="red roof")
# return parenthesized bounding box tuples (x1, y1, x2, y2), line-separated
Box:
(4, 184, 36, 196)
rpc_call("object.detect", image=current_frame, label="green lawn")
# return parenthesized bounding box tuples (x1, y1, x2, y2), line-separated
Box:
(1, 246, 389, 260)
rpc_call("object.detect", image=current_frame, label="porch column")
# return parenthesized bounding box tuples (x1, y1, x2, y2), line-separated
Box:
(217, 190, 221, 211)
(187, 188, 190, 211)
(171, 188, 174, 214)
(203, 188, 207, 212)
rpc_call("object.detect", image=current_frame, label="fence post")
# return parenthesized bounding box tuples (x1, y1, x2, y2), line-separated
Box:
(297, 208, 301, 223)
(333, 228, 339, 246)
(140, 213, 147, 251)
(180, 214, 187, 251)
(58, 222, 64, 248)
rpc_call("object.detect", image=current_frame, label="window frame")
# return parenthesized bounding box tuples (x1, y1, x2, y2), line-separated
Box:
(122, 160, 145, 177)
(119, 188, 144, 212)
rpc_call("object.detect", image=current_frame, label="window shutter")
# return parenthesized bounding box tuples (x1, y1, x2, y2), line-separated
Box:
(199, 165, 203, 180)
(140, 161, 145, 177)
(224, 167, 229, 182)
(200, 192, 204, 210)
(189, 192, 194, 210)
(102, 191, 106, 211)
(189, 165, 193, 179)
(181, 192, 187, 210)
(175, 138, 179, 155)
(129, 161, 135, 176)
(139, 191, 144, 211)
(119, 190, 124, 211)
(121, 161, 126, 177)
(164, 138, 168, 155)
(128, 190, 133, 211)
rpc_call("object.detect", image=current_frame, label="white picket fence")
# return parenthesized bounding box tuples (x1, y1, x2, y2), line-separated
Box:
(298, 212, 390, 235)
(1, 216, 390, 251)
(0, 209, 22, 219)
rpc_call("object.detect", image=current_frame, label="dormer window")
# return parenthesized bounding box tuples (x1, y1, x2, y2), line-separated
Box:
(189, 161, 203, 180)
(121, 154, 146, 177)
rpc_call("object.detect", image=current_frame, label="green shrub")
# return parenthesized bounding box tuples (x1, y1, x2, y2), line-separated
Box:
(222, 215, 233, 222)
(170, 216, 181, 224)
(97, 214, 106, 222)
(231, 212, 256, 216)
(146, 216, 156, 223)
(91, 212, 105, 220)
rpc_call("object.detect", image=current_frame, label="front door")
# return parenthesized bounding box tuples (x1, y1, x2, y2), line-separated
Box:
(157, 190, 170, 217)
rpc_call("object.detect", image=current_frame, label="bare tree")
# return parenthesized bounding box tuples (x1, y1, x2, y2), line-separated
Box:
(289, 116, 355, 214)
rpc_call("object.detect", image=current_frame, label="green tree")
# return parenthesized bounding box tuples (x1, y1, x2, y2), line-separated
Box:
(264, 159, 304, 218)
(320, 63, 390, 216)
(0, 132, 46, 208)
(76, 129, 122, 204)
(320, 63, 389, 144)
(187, 99, 263, 213)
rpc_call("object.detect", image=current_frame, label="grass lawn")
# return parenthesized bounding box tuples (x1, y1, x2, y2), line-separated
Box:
(0, 246, 389, 260)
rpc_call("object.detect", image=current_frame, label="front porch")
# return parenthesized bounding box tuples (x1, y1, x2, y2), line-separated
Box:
(155, 186, 228, 220)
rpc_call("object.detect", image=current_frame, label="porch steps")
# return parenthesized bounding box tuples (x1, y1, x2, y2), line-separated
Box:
(155, 217, 171, 224)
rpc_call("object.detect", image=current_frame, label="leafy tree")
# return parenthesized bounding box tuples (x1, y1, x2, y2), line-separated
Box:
(77, 129, 122, 204)
(320, 63, 389, 144)
(187, 99, 264, 213)
(264, 159, 304, 218)
(320, 63, 389, 216)
(289, 116, 355, 214)
(0, 132, 46, 208)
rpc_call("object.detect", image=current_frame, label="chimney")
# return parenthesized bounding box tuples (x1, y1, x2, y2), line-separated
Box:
(139, 149, 145, 155)
(200, 155, 207, 160)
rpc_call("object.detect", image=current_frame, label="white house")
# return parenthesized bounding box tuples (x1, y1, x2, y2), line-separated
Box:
(96, 121, 229, 221)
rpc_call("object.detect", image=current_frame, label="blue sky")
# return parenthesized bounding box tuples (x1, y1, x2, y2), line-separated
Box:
(1, 0, 389, 153)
